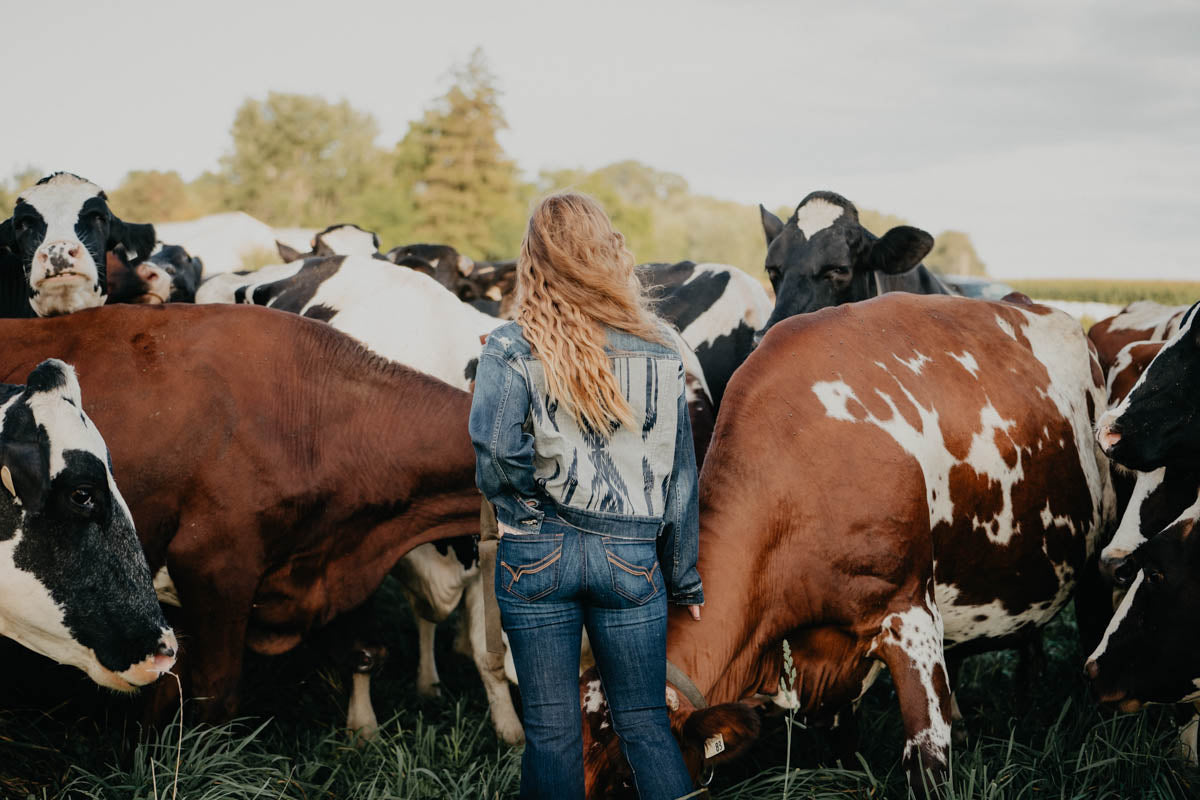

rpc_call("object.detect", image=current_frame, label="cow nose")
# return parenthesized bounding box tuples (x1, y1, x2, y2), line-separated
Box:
(67, 245, 80, 259)
(153, 630, 179, 671)
(1084, 660, 1099, 680)
(1098, 423, 1122, 451)
(1111, 557, 1138, 588)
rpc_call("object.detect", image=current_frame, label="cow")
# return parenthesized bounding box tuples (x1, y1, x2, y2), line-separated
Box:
(1097, 302, 1200, 471)
(0, 358, 177, 689)
(638, 261, 773, 408)
(0, 173, 156, 317)
(384, 243, 475, 286)
(107, 245, 204, 305)
(757, 191, 949, 337)
(1088, 301, 1188, 375)
(0, 303, 485, 727)
(581, 293, 1114, 797)
(275, 223, 383, 262)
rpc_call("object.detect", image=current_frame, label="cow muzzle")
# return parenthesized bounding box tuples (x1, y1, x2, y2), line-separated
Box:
(93, 628, 179, 692)
(1096, 411, 1122, 453)
(1084, 659, 1144, 712)
(33, 241, 93, 283)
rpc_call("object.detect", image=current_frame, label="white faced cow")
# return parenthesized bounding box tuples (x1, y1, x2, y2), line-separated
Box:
(275, 223, 384, 263)
(0, 359, 177, 689)
(0, 173, 156, 317)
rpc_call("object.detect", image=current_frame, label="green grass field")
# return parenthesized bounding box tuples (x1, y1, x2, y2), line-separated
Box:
(1007, 280, 1200, 307)
(1, 578, 1195, 799)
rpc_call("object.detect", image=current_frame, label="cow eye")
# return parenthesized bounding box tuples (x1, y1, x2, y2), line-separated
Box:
(13, 217, 32, 234)
(1146, 569, 1165, 586)
(826, 266, 850, 278)
(70, 486, 96, 511)
(766, 266, 780, 282)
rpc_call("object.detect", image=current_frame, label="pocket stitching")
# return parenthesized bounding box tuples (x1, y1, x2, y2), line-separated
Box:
(606, 554, 659, 586)
(501, 547, 562, 582)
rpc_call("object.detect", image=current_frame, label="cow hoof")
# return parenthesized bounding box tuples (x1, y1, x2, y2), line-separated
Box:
(494, 716, 525, 746)
(418, 681, 442, 699)
(349, 719, 380, 746)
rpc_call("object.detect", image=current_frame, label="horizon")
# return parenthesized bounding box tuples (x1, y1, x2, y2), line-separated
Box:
(3, 0, 1197, 280)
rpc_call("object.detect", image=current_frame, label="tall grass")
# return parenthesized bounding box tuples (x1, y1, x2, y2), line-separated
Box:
(0, 583, 1194, 798)
(1008, 279, 1200, 307)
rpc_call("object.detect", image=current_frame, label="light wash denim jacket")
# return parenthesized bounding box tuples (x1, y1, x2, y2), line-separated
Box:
(469, 321, 704, 606)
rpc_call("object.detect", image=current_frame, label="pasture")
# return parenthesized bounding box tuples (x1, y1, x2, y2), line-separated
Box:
(1, 578, 1195, 799)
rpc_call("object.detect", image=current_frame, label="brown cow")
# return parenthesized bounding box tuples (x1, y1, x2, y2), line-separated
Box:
(1088, 300, 1187, 374)
(0, 303, 481, 721)
(582, 293, 1114, 797)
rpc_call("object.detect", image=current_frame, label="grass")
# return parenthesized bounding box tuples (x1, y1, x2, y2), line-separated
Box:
(1007, 279, 1200, 307)
(0, 582, 1194, 799)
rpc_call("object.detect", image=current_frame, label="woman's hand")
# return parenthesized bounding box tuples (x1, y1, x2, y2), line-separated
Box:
(688, 605, 701, 621)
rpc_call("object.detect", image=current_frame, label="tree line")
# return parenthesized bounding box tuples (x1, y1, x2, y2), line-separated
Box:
(0, 50, 986, 279)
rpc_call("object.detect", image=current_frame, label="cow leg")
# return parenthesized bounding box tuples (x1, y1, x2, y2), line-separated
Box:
(463, 575, 524, 745)
(333, 599, 388, 741)
(1013, 627, 1046, 710)
(943, 653, 968, 747)
(876, 604, 952, 796)
(1073, 553, 1114, 658)
(1177, 703, 1200, 765)
(414, 615, 442, 698)
(826, 705, 860, 766)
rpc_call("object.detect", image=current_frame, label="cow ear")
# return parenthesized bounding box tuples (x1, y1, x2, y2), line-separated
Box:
(276, 241, 303, 262)
(1, 438, 50, 512)
(680, 702, 761, 767)
(868, 226, 934, 275)
(108, 218, 157, 265)
(760, 205, 785, 246)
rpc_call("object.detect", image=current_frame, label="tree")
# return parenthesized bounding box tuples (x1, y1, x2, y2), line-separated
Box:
(109, 170, 201, 222)
(218, 92, 387, 226)
(397, 49, 524, 259)
(0, 167, 44, 214)
(924, 230, 987, 277)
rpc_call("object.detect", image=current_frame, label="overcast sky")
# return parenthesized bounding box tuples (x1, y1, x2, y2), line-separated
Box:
(3, 0, 1197, 279)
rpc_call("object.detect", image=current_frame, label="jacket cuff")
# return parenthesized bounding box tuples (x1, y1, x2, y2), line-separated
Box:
(669, 587, 704, 606)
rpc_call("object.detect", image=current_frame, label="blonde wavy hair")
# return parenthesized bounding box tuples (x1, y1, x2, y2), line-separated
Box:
(516, 192, 670, 434)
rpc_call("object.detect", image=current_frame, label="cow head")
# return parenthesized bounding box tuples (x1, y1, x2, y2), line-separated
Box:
(1100, 466, 1200, 587)
(277, 223, 381, 262)
(385, 244, 475, 288)
(1097, 302, 1200, 471)
(580, 667, 760, 798)
(0, 359, 176, 689)
(457, 260, 517, 317)
(757, 192, 933, 337)
(107, 244, 204, 305)
(1086, 498, 1200, 710)
(1, 173, 156, 317)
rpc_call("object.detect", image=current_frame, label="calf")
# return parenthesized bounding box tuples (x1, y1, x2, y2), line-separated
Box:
(276, 223, 383, 262)
(757, 191, 948, 336)
(107, 244, 204, 305)
(1088, 300, 1188, 375)
(0, 304, 484, 725)
(0, 358, 177, 689)
(583, 294, 1113, 797)
(0, 173, 156, 317)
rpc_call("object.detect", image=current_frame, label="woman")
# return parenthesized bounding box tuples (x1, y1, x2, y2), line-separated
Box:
(469, 192, 704, 799)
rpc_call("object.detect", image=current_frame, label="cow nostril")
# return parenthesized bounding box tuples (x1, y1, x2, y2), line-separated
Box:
(1085, 660, 1099, 680)
(1112, 559, 1137, 588)
(157, 642, 176, 659)
(67, 246, 80, 258)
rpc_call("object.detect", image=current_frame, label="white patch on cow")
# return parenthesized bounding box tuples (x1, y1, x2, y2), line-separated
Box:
(793, 198, 845, 239)
(963, 402, 1024, 545)
(1180, 710, 1200, 765)
(1101, 468, 1166, 564)
(1105, 300, 1188, 336)
(994, 315, 1016, 339)
(346, 672, 379, 740)
(878, 602, 950, 767)
(947, 351, 980, 378)
(1089, 571, 1144, 664)
(315, 225, 379, 257)
(813, 380, 861, 423)
(583, 679, 606, 714)
(153, 566, 182, 608)
(194, 260, 304, 304)
(665, 686, 679, 711)
(673, 263, 773, 356)
(894, 351, 931, 376)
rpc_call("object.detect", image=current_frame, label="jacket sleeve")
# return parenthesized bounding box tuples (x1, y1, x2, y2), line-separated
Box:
(469, 349, 540, 503)
(659, 365, 704, 606)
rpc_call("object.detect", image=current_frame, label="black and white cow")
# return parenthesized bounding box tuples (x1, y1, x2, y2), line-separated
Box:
(107, 244, 205, 305)
(0, 359, 177, 688)
(384, 243, 475, 285)
(276, 223, 384, 262)
(637, 261, 773, 408)
(757, 191, 949, 337)
(1098, 302, 1200, 471)
(0, 173, 156, 317)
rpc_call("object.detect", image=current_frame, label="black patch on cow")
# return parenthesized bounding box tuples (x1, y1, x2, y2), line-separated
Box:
(692, 321, 758, 408)
(25, 361, 69, 393)
(464, 358, 479, 382)
(641, 264, 727, 333)
(304, 304, 339, 323)
(0, 217, 35, 317)
(250, 256, 346, 314)
(433, 535, 479, 571)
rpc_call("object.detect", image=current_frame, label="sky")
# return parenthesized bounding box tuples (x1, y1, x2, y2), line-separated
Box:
(2, 0, 1197, 279)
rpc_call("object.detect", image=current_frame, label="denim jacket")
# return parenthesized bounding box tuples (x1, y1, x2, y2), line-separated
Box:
(468, 320, 703, 606)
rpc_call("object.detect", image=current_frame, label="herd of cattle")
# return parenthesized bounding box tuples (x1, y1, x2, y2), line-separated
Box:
(1, 172, 1198, 796)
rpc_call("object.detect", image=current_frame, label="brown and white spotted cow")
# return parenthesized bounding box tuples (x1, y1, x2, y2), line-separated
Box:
(1088, 300, 1188, 375)
(581, 293, 1115, 797)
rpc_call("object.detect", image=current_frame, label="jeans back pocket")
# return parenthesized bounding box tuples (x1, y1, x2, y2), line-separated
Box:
(603, 542, 661, 605)
(499, 537, 563, 602)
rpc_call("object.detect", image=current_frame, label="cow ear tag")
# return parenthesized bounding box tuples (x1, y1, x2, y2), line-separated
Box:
(1, 465, 15, 498)
(704, 732, 725, 759)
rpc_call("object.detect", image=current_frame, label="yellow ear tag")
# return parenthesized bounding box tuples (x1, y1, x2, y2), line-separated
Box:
(704, 732, 725, 759)
(1, 466, 15, 498)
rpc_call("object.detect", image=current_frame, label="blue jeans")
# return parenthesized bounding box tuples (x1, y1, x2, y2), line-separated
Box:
(497, 522, 694, 800)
